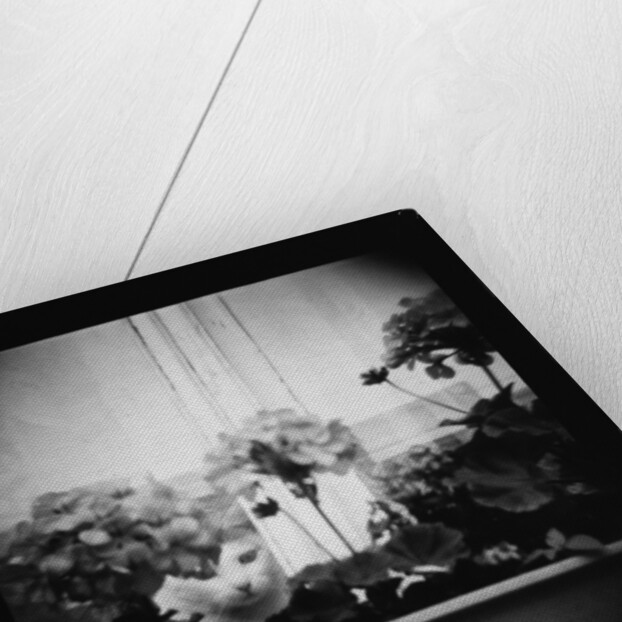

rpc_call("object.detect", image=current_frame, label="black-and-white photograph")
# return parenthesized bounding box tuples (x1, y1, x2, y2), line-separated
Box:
(1, 253, 621, 622)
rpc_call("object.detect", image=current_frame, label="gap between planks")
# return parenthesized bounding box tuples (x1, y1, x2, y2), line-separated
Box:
(124, 0, 265, 281)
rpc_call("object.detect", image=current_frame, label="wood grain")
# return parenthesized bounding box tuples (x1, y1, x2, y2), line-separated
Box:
(0, 0, 257, 311)
(132, 0, 622, 425)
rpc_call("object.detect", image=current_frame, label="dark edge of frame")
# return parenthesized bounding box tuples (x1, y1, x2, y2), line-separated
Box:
(0, 213, 396, 351)
(0, 592, 13, 622)
(394, 210, 622, 466)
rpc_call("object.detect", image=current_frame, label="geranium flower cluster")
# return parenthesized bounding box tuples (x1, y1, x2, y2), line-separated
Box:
(205, 409, 364, 501)
(371, 288, 495, 380)
(0, 477, 230, 616)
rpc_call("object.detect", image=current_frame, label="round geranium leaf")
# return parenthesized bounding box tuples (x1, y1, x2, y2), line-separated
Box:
(564, 535, 604, 554)
(438, 364, 456, 378)
(425, 363, 456, 380)
(453, 454, 555, 513)
(384, 524, 467, 570)
(332, 550, 398, 586)
(425, 365, 443, 380)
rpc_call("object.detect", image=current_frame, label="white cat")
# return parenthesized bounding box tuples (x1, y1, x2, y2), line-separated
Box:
(153, 532, 289, 621)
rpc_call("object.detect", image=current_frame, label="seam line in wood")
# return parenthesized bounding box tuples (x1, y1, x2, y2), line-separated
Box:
(125, 0, 265, 281)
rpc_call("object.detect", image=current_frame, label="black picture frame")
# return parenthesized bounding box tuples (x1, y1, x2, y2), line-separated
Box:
(1, 209, 621, 621)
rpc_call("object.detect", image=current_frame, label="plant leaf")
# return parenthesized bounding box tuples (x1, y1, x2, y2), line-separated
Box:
(545, 528, 566, 550)
(564, 535, 604, 554)
(453, 452, 555, 513)
(384, 524, 467, 570)
(425, 365, 443, 379)
(483, 408, 555, 438)
(332, 550, 399, 586)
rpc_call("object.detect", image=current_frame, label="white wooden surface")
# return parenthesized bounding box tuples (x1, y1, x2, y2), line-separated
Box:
(0, 0, 258, 308)
(1, 1, 621, 425)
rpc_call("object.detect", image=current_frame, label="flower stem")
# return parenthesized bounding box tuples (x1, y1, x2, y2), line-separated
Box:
(385, 380, 468, 415)
(278, 506, 340, 562)
(307, 495, 357, 556)
(480, 365, 504, 392)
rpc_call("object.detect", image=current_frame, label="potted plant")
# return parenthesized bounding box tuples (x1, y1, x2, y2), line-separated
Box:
(264, 289, 622, 621)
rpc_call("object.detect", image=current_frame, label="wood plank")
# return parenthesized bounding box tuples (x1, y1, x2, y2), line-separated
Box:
(132, 0, 622, 426)
(0, 0, 258, 311)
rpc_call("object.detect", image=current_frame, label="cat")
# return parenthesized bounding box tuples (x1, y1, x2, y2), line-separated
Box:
(153, 532, 289, 621)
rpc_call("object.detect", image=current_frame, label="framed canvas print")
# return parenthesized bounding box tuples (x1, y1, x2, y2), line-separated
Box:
(0, 210, 621, 622)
